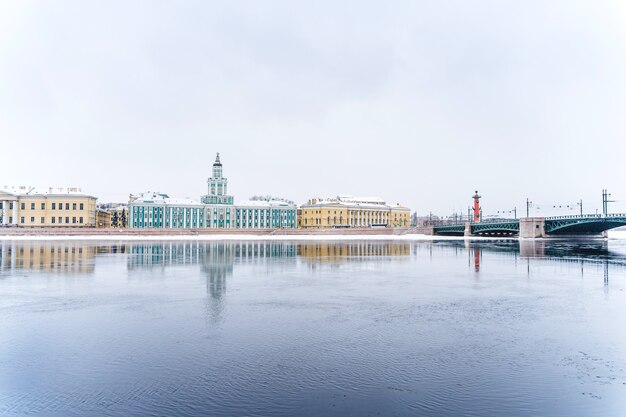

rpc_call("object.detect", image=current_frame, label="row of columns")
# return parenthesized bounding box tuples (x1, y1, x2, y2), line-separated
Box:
(351, 210, 387, 227)
(1, 199, 18, 225)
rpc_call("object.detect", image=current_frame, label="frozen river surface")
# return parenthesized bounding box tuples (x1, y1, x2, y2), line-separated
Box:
(1, 239, 626, 416)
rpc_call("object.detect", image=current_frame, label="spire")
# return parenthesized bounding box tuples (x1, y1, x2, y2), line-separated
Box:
(213, 152, 222, 167)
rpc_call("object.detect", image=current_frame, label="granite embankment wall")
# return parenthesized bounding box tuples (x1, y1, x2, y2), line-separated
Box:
(0, 227, 434, 236)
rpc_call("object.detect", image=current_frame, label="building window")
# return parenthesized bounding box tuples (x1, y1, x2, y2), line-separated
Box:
(65, 217, 69, 223)
(80, 217, 83, 224)
(52, 203, 56, 210)
(72, 217, 76, 224)
(41, 217, 45, 224)
(30, 217, 34, 223)
(58, 217, 62, 223)
(20, 203, 25, 210)
(52, 217, 56, 224)
(80, 203, 84, 210)
(41, 203, 45, 210)
(73, 203, 77, 210)
(59, 203, 63, 210)
(66, 203, 70, 210)
(31, 203, 35, 210)
(20, 217, 24, 223)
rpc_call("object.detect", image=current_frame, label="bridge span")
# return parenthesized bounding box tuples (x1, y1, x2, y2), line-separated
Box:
(433, 214, 626, 238)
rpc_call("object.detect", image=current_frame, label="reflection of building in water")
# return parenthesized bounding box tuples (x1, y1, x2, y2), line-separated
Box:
(127, 241, 211, 270)
(0, 241, 96, 273)
(126, 241, 298, 321)
(127, 241, 297, 271)
(234, 241, 297, 261)
(298, 242, 411, 263)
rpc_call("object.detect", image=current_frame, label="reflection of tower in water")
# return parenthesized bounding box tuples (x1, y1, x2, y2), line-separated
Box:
(201, 242, 234, 301)
(201, 241, 297, 322)
(474, 246, 481, 272)
(464, 240, 481, 272)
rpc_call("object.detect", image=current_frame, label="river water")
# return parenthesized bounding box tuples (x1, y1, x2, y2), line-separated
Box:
(1, 238, 626, 416)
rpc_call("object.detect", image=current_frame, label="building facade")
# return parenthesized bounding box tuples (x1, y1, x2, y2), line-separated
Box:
(97, 203, 129, 228)
(0, 186, 97, 227)
(235, 197, 297, 229)
(129, 192, 207, 229)
(299, 196, 410, 228)
(128, 154, 297, 229)
(96, 208, 112, 228)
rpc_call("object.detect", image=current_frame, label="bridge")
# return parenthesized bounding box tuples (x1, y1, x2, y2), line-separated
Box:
(433, 214, 626, 238)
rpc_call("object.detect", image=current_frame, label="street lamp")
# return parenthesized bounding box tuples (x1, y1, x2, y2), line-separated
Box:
(602, 189, 616, 216)
(526, 198, 532, 218)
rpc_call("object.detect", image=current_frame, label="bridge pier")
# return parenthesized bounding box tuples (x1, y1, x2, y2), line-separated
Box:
(464, 222, 473, 237)
(519, 217, 546, 239)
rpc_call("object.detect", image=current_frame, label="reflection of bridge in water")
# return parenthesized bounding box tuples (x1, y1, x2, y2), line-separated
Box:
(434, 214, 626, 237)
(432, 238, 626, 286)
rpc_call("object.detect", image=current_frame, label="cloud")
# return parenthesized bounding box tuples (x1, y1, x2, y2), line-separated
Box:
(1, 0, 625, 215)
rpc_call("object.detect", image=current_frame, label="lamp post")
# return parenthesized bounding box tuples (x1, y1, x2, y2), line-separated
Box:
(526, 198, 532, 218)
(602, 189, 615, 216)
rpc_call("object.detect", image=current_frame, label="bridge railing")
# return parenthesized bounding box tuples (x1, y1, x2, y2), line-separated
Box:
(544, 213, 626, 220)
(476, 218, 518, 224)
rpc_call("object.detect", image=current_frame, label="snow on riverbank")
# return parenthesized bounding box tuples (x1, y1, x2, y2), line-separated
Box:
(1, 230, 625, 241)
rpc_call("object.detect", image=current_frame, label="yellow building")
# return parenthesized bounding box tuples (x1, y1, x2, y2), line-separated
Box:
(96, 208, 112, 228)
(93, 203, 129, 228)
(0, 186, 97, 227)
(299, 196, 410, 228)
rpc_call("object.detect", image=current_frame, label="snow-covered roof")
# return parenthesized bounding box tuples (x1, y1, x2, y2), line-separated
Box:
(129, 191, 202, 206)
(337, 195, 386, 205)
(303, 195, 394, 209)
(0, 185, 94, 197)
(238, 199, 296, 208)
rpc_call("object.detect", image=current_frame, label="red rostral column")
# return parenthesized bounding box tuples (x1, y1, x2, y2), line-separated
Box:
(472, 190, 481, 223)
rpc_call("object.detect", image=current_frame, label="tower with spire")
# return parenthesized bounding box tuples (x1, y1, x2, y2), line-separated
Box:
(201, 153, 234, 205)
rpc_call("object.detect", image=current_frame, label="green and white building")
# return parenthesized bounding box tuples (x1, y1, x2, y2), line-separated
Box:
(129, 153, 297, 229)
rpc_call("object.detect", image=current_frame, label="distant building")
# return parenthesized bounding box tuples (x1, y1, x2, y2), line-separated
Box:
(299, 196, 410, 228)
(98, 203, 128, 228)
(128, 153, 297, 229)
(0, 186, 97, 227)
(96, 208, 112, 228)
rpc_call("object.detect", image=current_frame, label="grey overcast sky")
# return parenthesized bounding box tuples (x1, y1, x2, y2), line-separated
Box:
(1, 0, 626, 216)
